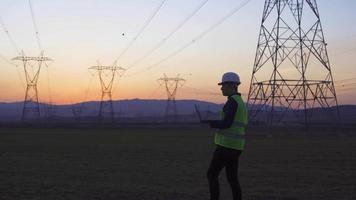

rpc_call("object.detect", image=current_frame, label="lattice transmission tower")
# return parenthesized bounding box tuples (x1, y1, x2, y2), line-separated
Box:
(89, 61, 125, 122)
(71, 104, 83, 122)
(157, 74, 186, 119)
(12, 52, 52, 122)
(247, 0, 339, 126)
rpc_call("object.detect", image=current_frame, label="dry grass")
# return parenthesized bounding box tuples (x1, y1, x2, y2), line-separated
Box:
(0, 127, 355, 200)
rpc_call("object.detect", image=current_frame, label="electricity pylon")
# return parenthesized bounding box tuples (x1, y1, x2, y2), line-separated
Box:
(157, 74, 186, 119)
(44, 101, 56, 121)
(71, 104, 83, 122)
(89, 61, 125, 123)
(247, 0, 339, 126)
(12, 51, 52, 122)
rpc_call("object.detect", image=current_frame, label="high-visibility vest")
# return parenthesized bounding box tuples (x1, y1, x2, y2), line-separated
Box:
(214, 94, 248, 150)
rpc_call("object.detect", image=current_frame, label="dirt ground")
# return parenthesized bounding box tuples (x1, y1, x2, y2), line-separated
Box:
(0, 126, 355, 200)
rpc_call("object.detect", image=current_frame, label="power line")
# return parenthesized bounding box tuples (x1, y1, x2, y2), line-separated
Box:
(28, 0, 43, 53)
(125, 0, 210, 71)
(0, 15, 21, 54)
(0, 53, 17, 67)
(112, 0, 167, 65)
(0, 15, 26, 91)
(0, 53, 26, 92)
(111, 73, 123, 101)
(125, 0, 252, 77)
(44, 62, 53, 106)
(28, 0, 55, 118)
(43, 64, 56, 120)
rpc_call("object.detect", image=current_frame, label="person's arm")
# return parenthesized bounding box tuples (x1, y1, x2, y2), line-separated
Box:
(208, 97, 238, 129)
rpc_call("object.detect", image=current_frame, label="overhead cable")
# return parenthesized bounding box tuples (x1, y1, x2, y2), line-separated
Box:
(29, 0, 43, 53)
(0, 17, 26, 90)
(112, 0, 167, 65)
(0, 53, 26, 91)
(0, 15, 21, 54)
(125, 0, 252, 77)
(125, 0, 209, 71)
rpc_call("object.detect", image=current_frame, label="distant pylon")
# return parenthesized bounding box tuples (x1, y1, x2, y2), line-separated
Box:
(89, 61, 125, 122)
(44, 101, 56, 121)
(12, 51, 52, 122)
(157, 74, 186, 119)
(247, 0, 339, 126)
(71, 104, 83, 122)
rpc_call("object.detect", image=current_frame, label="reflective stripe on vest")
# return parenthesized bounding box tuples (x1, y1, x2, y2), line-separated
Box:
(214, 94, 248, 150)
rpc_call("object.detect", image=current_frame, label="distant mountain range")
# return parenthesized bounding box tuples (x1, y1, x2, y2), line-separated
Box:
(1, 99, 355, 123)
(0, 99, 223, 122)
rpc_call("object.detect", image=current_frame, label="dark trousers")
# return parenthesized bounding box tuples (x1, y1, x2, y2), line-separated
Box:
(207, 145, 242, 200)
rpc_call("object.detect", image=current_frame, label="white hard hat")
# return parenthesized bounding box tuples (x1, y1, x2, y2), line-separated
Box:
(218, 72, 240, 85)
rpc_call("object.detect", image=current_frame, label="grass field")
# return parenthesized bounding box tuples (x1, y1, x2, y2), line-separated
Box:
(0, 126, 355, 200)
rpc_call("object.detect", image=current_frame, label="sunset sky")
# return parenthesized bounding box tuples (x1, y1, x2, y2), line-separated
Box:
(0, 0, 355, 105)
